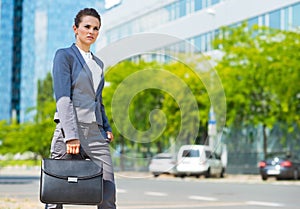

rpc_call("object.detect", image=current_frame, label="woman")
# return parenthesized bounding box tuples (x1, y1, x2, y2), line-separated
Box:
(46, 8, 116, 209)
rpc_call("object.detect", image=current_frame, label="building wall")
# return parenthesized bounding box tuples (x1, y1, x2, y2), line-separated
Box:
(20, 0, 105, 122)
(99, 0, 300, 52)
(0, 0, 105, 122)
(0, 0, 14, 122)
(1, 0, 299, 122)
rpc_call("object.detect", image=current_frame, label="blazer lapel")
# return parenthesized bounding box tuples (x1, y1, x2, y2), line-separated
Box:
(71, 44, 94, 87)
(92, 53, 104, 96)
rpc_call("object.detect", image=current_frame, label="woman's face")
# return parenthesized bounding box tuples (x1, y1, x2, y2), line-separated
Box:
(73, 15, 100, 48)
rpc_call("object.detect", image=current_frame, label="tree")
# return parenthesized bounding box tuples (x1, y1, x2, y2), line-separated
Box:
(0, 72, 56, 159)
(29, 72, 56, 158)
(103, 58, 210, 170)
(213, 23, 300, 157)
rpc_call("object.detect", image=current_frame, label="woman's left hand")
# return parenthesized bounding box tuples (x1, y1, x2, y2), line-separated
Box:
(106, 131, 114, 142)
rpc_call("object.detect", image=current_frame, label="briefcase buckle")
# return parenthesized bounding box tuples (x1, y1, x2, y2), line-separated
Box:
(68, 177, 78, 183)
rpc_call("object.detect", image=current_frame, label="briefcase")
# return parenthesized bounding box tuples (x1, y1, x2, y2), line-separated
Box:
(40, 158, 103, 205)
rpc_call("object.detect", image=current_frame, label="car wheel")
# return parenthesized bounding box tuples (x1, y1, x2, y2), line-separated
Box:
(220, 168, 225, 178)
(205, 168, 211, 178)
(153, 173, 159, 177)
(262, 175, 268, 181)
(180, 175, 186, 178)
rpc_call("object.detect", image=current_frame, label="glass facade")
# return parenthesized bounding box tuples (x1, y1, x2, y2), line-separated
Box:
(269, 10, 281, 29)
(292, 3, 300, 28)
(189, 2, 300, 54)
(0, 0, 14, 122)
(105, 1, 300, 56)
(20, 0, 105, 122)
(106, 0, 300, 56)
(106, 0, 223, 44)
(0, 0, 105, 122)
(1, 0, 299, 123)
(12, 0, 23, 123)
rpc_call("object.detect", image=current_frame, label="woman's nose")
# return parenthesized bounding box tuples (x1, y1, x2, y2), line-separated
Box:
(87, 28, 94, 34)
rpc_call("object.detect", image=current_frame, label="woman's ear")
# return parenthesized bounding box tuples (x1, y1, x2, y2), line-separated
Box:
(73, 25, 78, 36)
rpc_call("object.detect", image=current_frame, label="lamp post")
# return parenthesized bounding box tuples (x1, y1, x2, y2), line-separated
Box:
(206, 6, 217, 150)
(208, 106, 217, 150)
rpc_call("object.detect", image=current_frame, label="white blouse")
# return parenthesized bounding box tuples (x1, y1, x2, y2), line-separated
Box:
(76, 45, 102, 92)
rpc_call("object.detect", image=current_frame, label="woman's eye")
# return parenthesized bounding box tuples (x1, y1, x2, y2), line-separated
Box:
(94, 27, 99, 31)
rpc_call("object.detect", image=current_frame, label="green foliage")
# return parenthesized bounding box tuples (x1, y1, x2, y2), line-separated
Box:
(214, 23, 300, 129)
(213, 23, 300, 156)
(104, 60, 209, 155)
(0, 159, 39, 167)
(0, 72, 55, 159)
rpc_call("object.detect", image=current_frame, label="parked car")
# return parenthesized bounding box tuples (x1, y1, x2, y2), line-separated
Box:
(258, 152, 300, 181)
(148, 153, 177, 177)
(176, 145, 224, 178)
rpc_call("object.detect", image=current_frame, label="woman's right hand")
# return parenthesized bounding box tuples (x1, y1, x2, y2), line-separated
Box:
(66, 139, 80, 154)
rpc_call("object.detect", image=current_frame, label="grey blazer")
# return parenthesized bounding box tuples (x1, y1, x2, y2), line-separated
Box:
(52, 43, 112, 142)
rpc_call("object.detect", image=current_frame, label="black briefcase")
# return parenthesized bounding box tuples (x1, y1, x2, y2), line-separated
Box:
(40, 158, 103, 205)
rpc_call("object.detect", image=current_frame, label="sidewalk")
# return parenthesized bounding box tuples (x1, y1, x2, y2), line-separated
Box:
(0, 165, 40, 176)
(0, 166, 299, 209)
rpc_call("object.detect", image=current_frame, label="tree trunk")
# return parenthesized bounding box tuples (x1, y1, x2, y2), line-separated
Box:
(263, 124, 268, 159)
(157, 141, 162, 153)
(120, 135, 125, 171)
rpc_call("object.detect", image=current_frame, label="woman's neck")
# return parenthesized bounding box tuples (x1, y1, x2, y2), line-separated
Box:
(76, 42, 90, 52)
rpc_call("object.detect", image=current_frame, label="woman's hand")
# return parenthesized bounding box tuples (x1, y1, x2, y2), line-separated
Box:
(106, 131, 114, 142)
(66, 139, 80, 154)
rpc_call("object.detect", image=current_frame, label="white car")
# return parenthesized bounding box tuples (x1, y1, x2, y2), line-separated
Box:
(149, 153, 177, 177)
(176, 145, 224, 178)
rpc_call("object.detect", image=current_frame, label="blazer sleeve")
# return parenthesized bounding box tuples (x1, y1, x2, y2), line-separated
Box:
(52, 49, 79, 142)
(100, 94, 112, 132)
(94, 56, 112, 133)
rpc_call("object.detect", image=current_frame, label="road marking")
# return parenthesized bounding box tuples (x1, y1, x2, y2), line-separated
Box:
(246, 201, 284, 207)
(189, 195, 218, 201)
(118, 202, 245, 209)
(117, 188, 127, 193)
(144, 191, 168, 196)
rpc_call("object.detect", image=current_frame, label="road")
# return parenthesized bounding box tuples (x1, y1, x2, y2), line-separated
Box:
(0, 172, 299, 209)
(116, 176, 299, 209)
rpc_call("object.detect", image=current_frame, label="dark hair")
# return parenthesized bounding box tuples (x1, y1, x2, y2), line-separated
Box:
(74, 8, 101, 27)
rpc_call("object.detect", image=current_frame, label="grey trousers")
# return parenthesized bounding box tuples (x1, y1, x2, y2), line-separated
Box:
(45, 122, 116, 209)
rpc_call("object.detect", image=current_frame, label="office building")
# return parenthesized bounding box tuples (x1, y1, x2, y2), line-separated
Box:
(99, 0, 300, 53)
(1, 0, 299, 123)
(0, 0, 105, 122)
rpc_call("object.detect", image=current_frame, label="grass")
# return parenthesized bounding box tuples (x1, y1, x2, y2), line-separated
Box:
(0, 159, 40, 167)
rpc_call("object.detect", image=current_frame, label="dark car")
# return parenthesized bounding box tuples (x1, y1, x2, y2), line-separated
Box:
(258, 152, 300, 181)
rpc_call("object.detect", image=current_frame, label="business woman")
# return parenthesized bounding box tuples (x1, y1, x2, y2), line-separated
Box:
(46, 8, 116, 209)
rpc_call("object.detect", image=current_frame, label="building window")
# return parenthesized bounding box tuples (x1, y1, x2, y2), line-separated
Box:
(248, 17, 258, 29)
(194, 35, 202, 52)
(210, 0, 220, 6)
(179, 0, 186, 17)
(269, 9, 281, 29)
(283, 7, 290, 30)
(194, 0, 203, 11)
(292, 3, 300, 28)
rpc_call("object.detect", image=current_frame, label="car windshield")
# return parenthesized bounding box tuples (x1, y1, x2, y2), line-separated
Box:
(182, 149, 200, 157)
